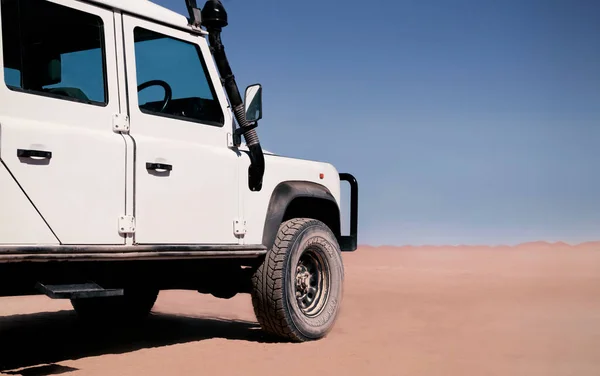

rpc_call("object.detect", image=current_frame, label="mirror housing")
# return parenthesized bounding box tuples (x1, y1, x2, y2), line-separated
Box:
(244, 84, 263, 123)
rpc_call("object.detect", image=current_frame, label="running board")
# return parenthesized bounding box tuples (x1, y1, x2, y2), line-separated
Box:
(35, 282, 124, 299)
(0, 244, 267, 263)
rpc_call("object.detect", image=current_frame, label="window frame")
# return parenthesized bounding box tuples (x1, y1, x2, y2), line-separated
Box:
(1, 0, 110, 107)
(130, 26, 225, 128)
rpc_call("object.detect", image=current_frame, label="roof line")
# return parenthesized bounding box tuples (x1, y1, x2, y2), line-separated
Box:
(84, 0, 208, 35)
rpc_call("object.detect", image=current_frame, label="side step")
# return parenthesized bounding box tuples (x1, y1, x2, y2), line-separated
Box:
(35, 282, 124, 299)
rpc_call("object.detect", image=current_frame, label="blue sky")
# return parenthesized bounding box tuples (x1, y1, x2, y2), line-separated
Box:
(156, 0, 600, 246)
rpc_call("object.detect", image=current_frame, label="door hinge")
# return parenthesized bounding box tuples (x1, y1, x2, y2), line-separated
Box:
(118, 215, 136, 234)
(233, 218, 246, 236)
(113, 113, 130, 133)
(227, 133, 234, 147)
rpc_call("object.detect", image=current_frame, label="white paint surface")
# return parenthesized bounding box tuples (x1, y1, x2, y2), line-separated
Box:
(0, 1, 126, 245)
(0, 0, 344, 249)
(0, 163, 59, 245)
(122, 15, 240, 244)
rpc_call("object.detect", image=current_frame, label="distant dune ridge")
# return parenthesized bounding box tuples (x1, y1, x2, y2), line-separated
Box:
(358, 241, 600, 252)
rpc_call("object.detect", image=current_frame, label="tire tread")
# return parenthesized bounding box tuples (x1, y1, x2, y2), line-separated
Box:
(251, 218, 336, 342)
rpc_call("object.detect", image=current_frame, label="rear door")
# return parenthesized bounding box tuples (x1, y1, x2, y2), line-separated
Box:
(121, 15, 241, 244)
(0, 0, 126, 245)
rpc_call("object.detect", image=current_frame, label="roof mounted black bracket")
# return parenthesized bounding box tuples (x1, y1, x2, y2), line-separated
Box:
(185, 0, 202, 27)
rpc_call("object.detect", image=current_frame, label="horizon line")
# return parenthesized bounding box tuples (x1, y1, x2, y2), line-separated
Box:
(356, 240, 600, 248)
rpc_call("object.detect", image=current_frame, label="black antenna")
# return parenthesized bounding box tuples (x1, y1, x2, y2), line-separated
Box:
(185, 0, 202, 27)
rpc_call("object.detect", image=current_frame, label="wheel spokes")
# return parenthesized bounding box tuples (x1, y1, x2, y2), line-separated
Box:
(294, 248, 330, 317)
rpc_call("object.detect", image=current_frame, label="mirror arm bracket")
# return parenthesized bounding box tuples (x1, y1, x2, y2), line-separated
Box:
(233, 121, 258, 145)
(185, 0, 202, 27)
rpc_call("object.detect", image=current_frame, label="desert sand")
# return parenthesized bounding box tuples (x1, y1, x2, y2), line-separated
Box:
(1, 241, 599, 375)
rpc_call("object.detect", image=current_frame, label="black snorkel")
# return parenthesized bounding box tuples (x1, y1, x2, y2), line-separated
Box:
(186, 0, 265, 192)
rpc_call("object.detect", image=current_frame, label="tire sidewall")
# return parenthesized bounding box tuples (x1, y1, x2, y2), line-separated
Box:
(283, 221, 344, 340)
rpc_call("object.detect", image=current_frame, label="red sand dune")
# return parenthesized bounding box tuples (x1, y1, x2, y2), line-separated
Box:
(359, 240, 600, 252)
(1, 241, 599, 375)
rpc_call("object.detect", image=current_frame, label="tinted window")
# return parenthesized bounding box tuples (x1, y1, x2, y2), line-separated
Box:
(133, 27, 224, 126)
(1, 0, 107, 105)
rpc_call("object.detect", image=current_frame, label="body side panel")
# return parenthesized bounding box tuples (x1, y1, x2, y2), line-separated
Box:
(0, 0, 127, 245)
(240, 152, 342, 245)
(121, 14, 240, 245)
(0, 161, 59, 245)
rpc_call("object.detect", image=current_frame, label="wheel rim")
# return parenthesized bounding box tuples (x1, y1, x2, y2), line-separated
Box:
(294, 247, 330, 317)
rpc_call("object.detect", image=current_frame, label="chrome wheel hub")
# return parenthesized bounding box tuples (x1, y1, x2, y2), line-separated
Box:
(294, 248, 330, 317)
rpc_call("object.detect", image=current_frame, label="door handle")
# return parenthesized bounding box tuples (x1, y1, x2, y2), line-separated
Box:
(146, 162, 172, 171)
(17, 149, 52, 159)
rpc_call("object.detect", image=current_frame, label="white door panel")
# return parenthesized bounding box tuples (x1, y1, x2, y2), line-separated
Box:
(0, 161, 58, 245)
(0, 0, 125, 245)
(134, 137, 239, 244)
(0, 117, 126, 244)
(122, 15, 240, 245)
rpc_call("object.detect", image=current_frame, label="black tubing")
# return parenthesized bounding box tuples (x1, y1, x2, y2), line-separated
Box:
(207, 30, 264, 191)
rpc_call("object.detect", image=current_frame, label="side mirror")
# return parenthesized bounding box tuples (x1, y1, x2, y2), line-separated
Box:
(244, 84, 262, 123)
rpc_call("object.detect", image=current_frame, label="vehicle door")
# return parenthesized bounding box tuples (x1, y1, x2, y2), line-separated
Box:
(0, 0, 126, 245)
(121, 15, 241, 245)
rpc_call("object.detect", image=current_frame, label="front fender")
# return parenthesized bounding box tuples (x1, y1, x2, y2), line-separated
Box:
(262, 181, 340, 250)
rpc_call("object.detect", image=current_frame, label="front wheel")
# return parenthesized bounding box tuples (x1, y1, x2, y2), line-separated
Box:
(251, 218, 345, 342)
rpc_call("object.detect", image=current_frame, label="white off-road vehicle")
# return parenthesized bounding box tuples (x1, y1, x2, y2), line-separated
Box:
(0, 0, 358, 342)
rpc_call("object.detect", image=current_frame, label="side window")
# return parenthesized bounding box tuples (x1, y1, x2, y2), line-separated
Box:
(1, 0, 107, 105)
(133, 27, 224, 126)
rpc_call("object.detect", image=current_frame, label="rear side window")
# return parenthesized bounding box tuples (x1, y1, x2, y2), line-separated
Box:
(1, 0, 107, 105)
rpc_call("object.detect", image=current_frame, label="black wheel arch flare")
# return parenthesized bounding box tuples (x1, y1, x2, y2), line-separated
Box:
(261, 181, 342, 250)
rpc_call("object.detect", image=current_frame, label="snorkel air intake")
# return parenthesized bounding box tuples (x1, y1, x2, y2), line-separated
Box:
(187, 0, 265, 191)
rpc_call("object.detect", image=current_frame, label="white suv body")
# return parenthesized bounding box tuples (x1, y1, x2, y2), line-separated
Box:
(0, 0, 358, 342)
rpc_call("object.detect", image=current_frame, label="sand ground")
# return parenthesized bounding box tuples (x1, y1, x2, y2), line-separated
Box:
(1, 245, 599, 375)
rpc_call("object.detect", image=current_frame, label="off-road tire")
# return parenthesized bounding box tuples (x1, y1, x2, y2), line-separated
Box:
(251, 218, 344, 342)
(71, 287, 159, 323)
